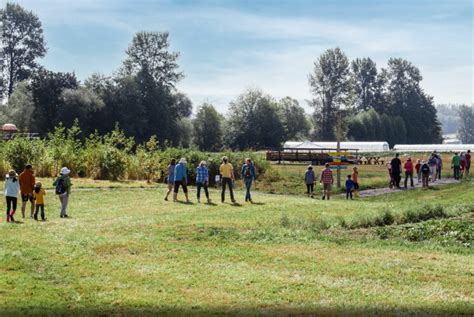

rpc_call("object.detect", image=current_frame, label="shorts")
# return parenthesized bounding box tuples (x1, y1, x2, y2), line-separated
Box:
(323, 183, 332, 191)
(21, 194, 34, 203)
(353, 182, 359, 190)
(174, 180, 188, 194)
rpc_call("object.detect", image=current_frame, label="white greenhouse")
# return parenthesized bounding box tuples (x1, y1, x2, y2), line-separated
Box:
(283, 141, 390, 152)
(393, 144, 474, 152)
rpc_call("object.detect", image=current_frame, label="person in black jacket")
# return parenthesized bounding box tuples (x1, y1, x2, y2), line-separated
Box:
(390, 153, 402, 189)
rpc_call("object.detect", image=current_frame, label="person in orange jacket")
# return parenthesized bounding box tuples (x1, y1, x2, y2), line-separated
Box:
(18, 164, 36, 218)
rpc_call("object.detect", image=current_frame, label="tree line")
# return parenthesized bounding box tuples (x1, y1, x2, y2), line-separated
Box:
(1, 2, 469, 151)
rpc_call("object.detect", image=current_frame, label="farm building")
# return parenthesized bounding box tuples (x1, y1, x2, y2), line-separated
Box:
(393, 144, 474, 152)
(283, 141, 390, 152)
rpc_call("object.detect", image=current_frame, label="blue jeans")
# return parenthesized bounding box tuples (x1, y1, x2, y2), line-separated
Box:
(196, 182, 209, 200)
(244, 178, 253, 201)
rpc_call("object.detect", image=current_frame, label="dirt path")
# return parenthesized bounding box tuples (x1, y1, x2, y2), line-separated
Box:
(356, 177, 460, 198)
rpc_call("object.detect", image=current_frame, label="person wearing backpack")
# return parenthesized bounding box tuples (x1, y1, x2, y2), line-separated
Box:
(53, 167, 72, 218)
(241, 158, 256, 202)
(4, 170, 20, 223)
(421, 160, 430, 188)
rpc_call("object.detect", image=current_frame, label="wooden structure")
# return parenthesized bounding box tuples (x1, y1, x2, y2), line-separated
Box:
(1, 123, 39, 140)
(266, 148, 359, 165)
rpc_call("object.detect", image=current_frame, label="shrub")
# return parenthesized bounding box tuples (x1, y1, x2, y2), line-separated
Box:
(2, 137, 46, 173)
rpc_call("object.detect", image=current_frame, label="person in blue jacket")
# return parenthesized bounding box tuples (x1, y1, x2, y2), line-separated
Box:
(174, 158, 190, 203)
(241, 158, 256, 202)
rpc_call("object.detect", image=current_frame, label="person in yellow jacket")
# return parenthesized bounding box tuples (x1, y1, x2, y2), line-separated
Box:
(33, 181, 46, 221)
(219, 156, 236, 203)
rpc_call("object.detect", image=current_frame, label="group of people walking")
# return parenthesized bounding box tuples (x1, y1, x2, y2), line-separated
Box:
(4, 164, 72, 223)
(163, 156, 257, 204)
(304, 164, 360, 200)
(387, 150, 471, 189)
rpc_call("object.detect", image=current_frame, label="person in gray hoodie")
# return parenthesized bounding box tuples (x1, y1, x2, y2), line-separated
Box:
(4, 170, 20, 222)
(304, 165, 316, 198)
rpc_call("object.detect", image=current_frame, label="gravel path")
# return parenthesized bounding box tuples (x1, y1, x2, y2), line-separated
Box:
(357, 177, 460, 198)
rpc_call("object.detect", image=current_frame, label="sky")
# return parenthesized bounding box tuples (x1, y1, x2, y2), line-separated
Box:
(8, 0, 474, 113)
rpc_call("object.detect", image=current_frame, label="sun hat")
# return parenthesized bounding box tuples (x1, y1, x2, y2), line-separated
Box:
(35, 181, 42, 187)
(8, 170, 17, 177)
(60, 167, 71, 175)
(407, 156, 412, 160)
(179, 158, 187, 164)
(200, 160, 206, 166)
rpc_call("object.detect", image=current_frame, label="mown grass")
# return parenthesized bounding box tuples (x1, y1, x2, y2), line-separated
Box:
(0, 181, 473, 316)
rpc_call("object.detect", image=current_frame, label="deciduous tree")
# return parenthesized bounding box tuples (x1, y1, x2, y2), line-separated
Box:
(0, 3, 46, 98)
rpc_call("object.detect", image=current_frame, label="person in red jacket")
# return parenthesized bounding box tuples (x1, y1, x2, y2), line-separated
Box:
(404, 157, 414, 188)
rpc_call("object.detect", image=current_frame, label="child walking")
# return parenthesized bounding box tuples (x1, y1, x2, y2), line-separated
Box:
(415, 159, 422, 183)
(33, 181, 46, 221)
(4, 170, 19, 222)
(53, 167, 72, 218)
(345, 174, 354, 200)
(304, 165, 316, 198)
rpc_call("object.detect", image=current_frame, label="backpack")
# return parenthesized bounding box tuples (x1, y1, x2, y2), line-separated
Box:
(55, 178, 67, 195)
(421, 164, 430, 175)
(244, 165, 252, 178)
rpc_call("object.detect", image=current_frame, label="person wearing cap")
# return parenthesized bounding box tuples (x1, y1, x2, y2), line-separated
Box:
(304, 165, 316, 198)
(4, 170, 19, 222)
(219, 156, 236, 203)
(19, 164, 36, 218)
(173, 158, 190, 203)
(33, 181, 46, 221)
(241, 158, 257, 202)
(53, 167, 72, 218)
(196, 160, 211, 204)
(320, 163, 334, 200)
(403, 156, 414, 188)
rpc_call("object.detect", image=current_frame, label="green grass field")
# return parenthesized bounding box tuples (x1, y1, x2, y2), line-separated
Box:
(1, 176, 473, 316)
(0, 175, 474, 316)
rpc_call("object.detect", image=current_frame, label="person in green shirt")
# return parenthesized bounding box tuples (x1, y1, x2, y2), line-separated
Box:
(451, 153, 461, 180)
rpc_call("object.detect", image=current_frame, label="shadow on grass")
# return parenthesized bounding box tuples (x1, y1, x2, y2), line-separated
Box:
(0, 305, 468, 317)
(175, 200, 195, 205)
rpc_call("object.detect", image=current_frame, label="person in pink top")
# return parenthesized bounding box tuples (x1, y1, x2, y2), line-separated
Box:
(404, 156, 414, 188)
